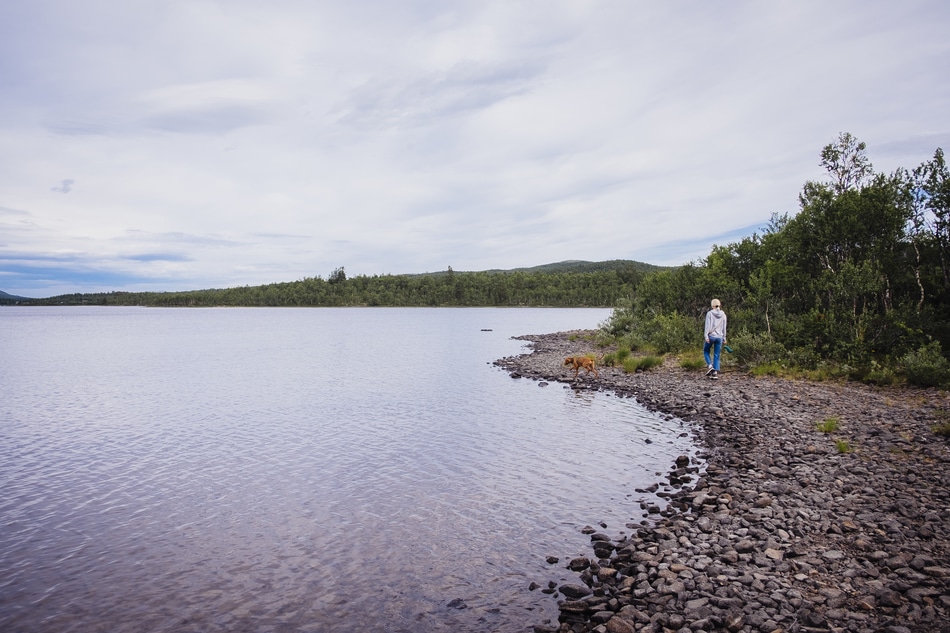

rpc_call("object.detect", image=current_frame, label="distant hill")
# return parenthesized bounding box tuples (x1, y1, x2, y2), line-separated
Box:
(490, 259, 666, 275)
(0, 290, 32, 302)
(417, 259, 667, 276)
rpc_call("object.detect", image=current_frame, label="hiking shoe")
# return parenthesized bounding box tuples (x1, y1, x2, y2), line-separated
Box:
(711, 370, 719, 380)
(705, 365, 714, 377)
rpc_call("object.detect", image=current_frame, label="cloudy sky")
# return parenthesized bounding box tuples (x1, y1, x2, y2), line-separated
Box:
(2, 1, 948, 297)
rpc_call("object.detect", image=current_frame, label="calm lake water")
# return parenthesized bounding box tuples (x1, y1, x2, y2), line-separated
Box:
(0, 307, 699, 633)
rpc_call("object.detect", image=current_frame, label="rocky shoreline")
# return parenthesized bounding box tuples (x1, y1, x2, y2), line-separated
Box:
(493, 331, 950, 633)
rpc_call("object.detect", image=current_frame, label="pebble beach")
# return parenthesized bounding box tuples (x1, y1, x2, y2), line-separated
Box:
(494, 331, 950, 633)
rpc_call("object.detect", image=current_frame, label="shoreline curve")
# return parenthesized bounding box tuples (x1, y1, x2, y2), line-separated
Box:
(495, 330, 950, 633)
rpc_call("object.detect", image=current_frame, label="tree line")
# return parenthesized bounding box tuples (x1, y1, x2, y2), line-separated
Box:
(602, 133, 950, 386)
(26, 264, 650, 308)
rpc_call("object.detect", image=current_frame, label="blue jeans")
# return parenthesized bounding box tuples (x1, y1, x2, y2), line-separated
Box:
(704, 337, 723, 370)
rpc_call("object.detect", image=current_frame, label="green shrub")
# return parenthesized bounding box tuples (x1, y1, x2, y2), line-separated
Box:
(853, 362, 899, 386)
(902, 342, 950, 388)
(623, 335, 646, 352)
(816, 417, 840, 433)
(640, 312, 695, 354)
(864, 367, 898, 387)
(786, 345, 822, 370)
(599, 300, 637, 337)
(801, 362, 851, 381)
(835, 439, 853, 453)
(603, 332, 645, 353)
(622, 355, 664, 373)
(728, 331, 787, 368)
(601, 347, 630, 368)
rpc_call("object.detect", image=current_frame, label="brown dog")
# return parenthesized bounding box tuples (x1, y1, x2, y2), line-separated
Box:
(564, 356, 598, 379)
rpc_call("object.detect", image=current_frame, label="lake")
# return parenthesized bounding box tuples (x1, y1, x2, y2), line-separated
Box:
(0, 307, 699, 632)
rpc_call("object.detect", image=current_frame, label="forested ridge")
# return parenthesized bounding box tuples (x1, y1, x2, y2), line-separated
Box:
(14, 260, 658, 308)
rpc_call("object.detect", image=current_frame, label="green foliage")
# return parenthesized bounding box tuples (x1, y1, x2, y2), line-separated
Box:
(850, 361, 899, 386)
(643, 312, 696, 354)
(622, 355, 664, 373)
(601, 347, 631, 368)
(619, 334, 645, 352)
(678, 353, 707, 370)
(600, 298, 638, 336)
(29, 261, 650, 308)
(750, 362, 785, 377)
(728, 331, 787, 367)
(933, 422, 950, 437)
(820, 132, 874, 193)
(599, 133, 950, 381)
(801, 364, 850, 382)
(606, 308, 696, 355)
(785, 343, 823, 371)
(816, 417, 841, 433)
(835, 439, 854, 453)
(902, 342, 950, 388)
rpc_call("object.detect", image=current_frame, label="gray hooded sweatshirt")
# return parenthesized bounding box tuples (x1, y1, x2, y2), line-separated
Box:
(704, 308, 727, 340)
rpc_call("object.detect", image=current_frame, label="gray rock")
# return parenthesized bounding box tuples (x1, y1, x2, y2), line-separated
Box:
(559, 584, 593, 599)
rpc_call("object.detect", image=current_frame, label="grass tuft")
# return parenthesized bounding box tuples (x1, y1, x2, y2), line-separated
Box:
(602, 347, 631, 368)
(750, 362, 785, 377)
(679, 357, 707, 370)
(677, 351, 707, 370)
(835, 439, 853, 453)
(622, 355, 664, 373)
(816, 417, 841, 433)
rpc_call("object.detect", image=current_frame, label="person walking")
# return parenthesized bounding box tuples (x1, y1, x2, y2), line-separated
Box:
(704, 299, 727, 380)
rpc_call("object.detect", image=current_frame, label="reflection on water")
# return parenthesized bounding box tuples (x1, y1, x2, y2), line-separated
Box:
(0, 307, 699, 632)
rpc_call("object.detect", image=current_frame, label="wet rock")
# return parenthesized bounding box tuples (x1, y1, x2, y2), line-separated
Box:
(559, 584, 593, 600)
(568, 557, 591, 571)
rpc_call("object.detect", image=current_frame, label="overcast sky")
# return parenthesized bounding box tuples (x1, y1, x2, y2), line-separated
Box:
(2, 1, 948, 297)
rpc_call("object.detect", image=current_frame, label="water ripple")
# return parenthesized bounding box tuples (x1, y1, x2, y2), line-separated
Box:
(0, 307, 698, 632)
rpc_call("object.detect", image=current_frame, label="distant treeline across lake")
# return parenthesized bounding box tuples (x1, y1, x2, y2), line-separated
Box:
(15, 260, 660, 308)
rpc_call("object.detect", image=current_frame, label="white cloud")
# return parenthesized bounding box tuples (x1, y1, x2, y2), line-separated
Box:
(1, 0, 948, 296)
